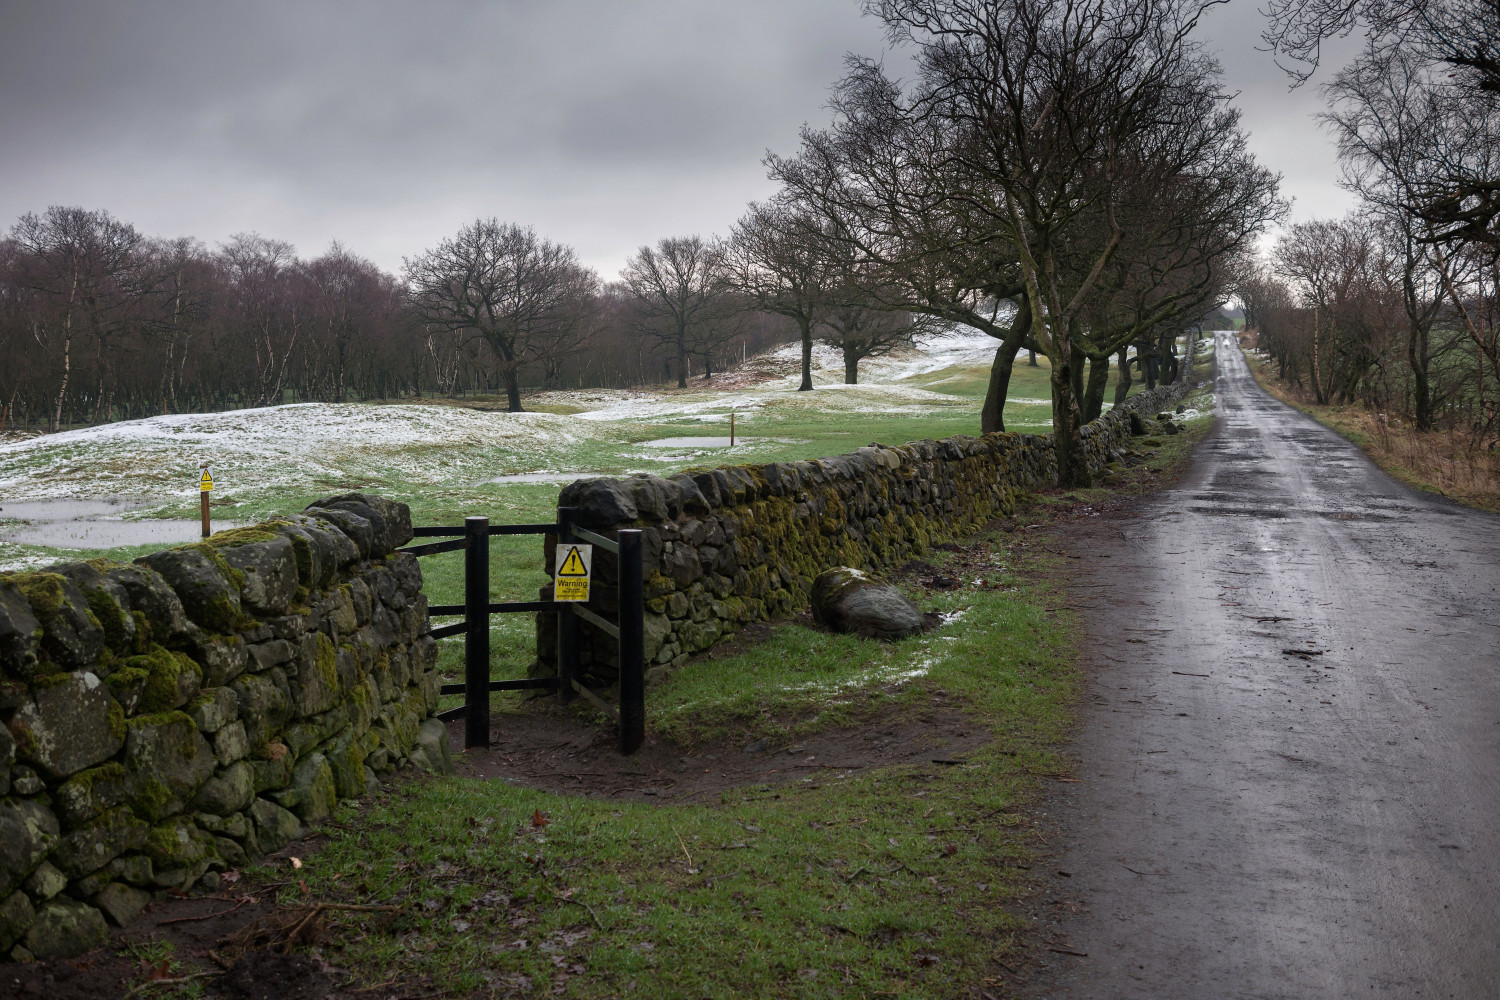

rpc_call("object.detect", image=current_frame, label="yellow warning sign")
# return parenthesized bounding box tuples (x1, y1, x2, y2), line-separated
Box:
(554, 543, 592, 602)
(199, 469, 214, 492)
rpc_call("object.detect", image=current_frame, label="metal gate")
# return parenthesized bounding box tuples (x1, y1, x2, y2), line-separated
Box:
(398, 506, 645, 754)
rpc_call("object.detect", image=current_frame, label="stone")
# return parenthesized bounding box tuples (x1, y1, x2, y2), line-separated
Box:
(249, 798, 302, 853)
(305, 493, 413, 553)
(0, 798, 59, 897)
(0, 579, 42, 679)
(187, 633, 249, 687)
(55, 762, 129, 828)
(144, 817, 218, 874)
(103, 565, 194, 646)
(415, 718, 455, 776)
(7, 573, 104, 672)
(232, 668, 292, 748)
(289, 633, 340, 717)
(123, 645, 203, 714)
(107, 854, 154, 887)
(212, 721, 251, 765)
(122, 711, 218, 822)
(9, 765, 43, 795)
(9, 670, 125, 780)
(136, 546, 247, 633)
(558, 478, 638, 527)
(810, 567, 926, 640)
(186, 686, 240, 734)
(50, 805, 148, 879)
(24, 899, 109, 960)
(287, 753, 336, 821)
(1128, 411, 1147, 436)
(193, 761, 256, 816)
(93, 882, 150, 927)
(0, 890, 35, 952)
(325, 730, 367, 798)
(219, 536, 299, 615)
(23, 861, 66, 901)
(56, 563, 137, 655)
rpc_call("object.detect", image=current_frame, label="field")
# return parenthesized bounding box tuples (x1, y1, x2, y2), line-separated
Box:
(0, 332, 1211, 998)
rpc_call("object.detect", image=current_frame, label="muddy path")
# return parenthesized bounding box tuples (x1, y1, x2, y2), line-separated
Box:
(1028, 334, 1500, 998)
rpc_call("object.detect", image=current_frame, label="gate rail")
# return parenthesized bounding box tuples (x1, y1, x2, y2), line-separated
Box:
(398, 506, 644, 754)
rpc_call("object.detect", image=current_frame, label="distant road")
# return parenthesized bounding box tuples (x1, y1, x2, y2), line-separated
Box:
(1032, 334, 1500, 998)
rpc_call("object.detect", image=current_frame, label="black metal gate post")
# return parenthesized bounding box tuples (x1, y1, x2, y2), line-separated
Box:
(463, 515, 490, 749)
(617, 528, 645, 753)
(555, 506, 579, 705)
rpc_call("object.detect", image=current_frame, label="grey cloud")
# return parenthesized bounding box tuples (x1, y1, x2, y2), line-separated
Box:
(0, 0, 1358, 277)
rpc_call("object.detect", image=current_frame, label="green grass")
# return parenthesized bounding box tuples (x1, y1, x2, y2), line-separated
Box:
(262, 529, 1077, 999)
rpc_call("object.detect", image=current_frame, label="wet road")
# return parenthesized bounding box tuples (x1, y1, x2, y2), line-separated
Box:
(1034, 334, 1500, 999)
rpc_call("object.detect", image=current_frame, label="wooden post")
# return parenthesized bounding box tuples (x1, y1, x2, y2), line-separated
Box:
(199, 464, 211, 538)
(617, 529, 645, 754)
(729, 412, 735, 447)
(463, 516, 490, 749)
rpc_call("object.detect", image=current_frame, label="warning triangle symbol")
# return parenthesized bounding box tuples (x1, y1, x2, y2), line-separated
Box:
(558, 546, 588, 577)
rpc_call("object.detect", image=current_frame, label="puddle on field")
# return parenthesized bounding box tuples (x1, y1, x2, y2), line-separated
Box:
(0, 497, 241, 549)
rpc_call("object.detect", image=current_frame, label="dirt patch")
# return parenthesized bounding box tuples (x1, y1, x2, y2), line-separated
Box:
(451, 703, 988, 802)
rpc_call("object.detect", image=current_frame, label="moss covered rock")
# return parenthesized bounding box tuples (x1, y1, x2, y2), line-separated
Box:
(49, 805, 148, 880)
(0, 798, 59, 897)
(121, 712, 217, 822)
(23, 898, 108, 960)
(9, 573, 104, 673)
(0, 579, 43, 680)
(135, 547, 249, 633)
(9, 671, 125, 780)
(810, 567, 925, 640)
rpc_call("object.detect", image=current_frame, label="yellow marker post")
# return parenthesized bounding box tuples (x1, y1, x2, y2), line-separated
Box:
(554, 543, 592, 602)
(199, 465, 213, 538)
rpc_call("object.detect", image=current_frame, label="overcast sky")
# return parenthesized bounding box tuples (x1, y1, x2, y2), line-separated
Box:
(0, 0, 1360, 281)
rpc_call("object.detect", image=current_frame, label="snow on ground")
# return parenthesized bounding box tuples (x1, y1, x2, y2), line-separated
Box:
(0, 403, 589, 505)
(0, 328, 1029, 564)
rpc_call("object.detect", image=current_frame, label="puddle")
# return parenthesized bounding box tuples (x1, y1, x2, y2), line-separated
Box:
(639, 436, 754, 448)
(0, 497, 241, 550)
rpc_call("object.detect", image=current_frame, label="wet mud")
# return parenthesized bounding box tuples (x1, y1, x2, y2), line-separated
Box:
(1025, 334, 1500, 998)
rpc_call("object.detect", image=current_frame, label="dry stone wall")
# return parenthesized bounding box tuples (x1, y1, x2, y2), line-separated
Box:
(543, 373, 1202, 683)
(0, 493, 448, 962)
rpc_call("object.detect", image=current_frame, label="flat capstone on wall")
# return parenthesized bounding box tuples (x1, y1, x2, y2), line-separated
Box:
(0, 493, 449, 962)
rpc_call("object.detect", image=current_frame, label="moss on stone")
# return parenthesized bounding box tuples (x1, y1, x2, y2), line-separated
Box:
(315, 633, 338, 690)
(12, 572, 66, 619)
(205, 526, 281, 549)
(83, 587, 131, 652)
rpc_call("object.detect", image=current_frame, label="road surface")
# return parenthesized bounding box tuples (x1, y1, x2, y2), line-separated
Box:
(1031, 334, 1500, 999)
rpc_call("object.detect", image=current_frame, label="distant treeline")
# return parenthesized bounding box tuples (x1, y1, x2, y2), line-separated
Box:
(0, 208, 797, 432)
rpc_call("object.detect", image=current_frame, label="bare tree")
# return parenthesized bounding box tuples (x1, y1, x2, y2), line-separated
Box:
(620, 236, 724, 389)
(10, 207, 144, 429)
(819, 286, 927, 384)
(724, 202, 835, 391)
(404, 220, 594, 412)
(840, 0, 1253, 485)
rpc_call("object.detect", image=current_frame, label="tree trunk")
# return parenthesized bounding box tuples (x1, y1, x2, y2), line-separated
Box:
(981, 345, 1015, 433)
(1411, 319, 1431, 430)
(981, 296, 1031, 434)
(799, 316, 814, 391)
(676, 321, 688, 389)
(1051, 362, 1092, 488)
(1081, 352, 1111, 422)
(844, 348, 860, 385)
(1114, 348, 1132, 406)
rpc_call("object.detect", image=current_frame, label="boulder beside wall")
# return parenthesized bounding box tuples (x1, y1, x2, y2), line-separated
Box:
(810, 567, 926, 640)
